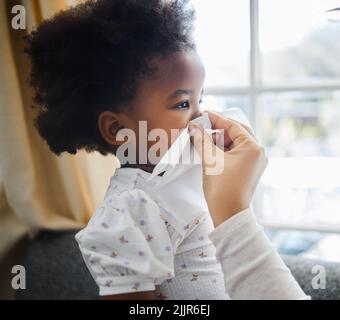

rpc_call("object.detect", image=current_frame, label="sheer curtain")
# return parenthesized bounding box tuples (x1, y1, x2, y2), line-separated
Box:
(0, 0, 118, 298)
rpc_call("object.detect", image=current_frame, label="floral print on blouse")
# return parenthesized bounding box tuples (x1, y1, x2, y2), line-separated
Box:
(75, 168, 228, 299)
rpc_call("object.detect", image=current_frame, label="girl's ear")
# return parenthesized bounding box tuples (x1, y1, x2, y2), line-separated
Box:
(98, 111, 126, 146)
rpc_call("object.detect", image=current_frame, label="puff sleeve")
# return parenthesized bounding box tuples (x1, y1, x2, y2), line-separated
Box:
(75, 189, 175, 296)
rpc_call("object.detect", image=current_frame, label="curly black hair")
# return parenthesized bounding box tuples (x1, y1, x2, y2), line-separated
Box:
(25, 0, 196, 155)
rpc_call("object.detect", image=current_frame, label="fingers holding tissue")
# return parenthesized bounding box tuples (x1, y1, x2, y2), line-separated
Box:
(188, 111, 268, 227)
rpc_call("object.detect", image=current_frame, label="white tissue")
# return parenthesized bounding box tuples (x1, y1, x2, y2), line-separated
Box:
(148, 107, 250, 182)
(144, 108, 252, 232)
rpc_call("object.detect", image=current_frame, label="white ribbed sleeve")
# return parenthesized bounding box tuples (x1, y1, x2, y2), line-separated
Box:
(209, 208, 311, 300)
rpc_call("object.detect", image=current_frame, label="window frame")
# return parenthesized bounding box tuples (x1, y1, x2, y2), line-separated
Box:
(203, 0, 340, 233)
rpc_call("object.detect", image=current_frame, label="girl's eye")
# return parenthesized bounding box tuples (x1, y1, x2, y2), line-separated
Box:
(173, 100, 190, 110)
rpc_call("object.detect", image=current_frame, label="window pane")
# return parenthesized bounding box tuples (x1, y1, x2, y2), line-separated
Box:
(202, 95, 249, 118)
(258, 91, 340, 226)
(266, 229, 340, 262)
(260, 0, 340, 85)
(192, 0, 250, 87)
(262, 92, 340, 157)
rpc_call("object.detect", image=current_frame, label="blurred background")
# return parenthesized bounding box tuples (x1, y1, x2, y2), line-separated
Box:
(193, 0, 340, 262)
(0, 0, 340, 298)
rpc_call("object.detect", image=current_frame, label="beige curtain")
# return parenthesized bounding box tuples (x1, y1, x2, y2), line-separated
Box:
(0, 0, 118, 298)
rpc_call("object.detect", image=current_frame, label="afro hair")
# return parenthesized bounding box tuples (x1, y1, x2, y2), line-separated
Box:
(25, 0, 196, 155)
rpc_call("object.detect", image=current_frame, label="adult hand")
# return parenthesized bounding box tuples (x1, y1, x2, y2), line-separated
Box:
(188, 111, 268, 227)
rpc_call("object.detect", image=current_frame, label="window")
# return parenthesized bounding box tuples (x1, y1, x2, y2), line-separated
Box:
(260, 0, 340, 85)
(193, 0, 250, 87)
(192, 0, 340, 238)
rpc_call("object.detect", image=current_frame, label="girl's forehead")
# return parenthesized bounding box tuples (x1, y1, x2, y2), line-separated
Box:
(140, 50, 206, 94)
(154, 50, 205, 84)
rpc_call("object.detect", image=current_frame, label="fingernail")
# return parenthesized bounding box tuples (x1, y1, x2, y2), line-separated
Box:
(189, 128, 200, 136)
(189, 121, 201, 129)
(188, 122, 199, 133)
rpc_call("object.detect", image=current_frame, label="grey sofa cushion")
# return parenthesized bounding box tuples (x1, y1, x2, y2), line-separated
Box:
(15, 230, 340, 300)
(281, 255, 340, 300)
(16, 230, 98, 300)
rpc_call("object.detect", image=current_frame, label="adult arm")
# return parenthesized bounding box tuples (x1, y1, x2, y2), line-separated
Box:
(209, 207, 309, 299)
(189, 111, 310, 300)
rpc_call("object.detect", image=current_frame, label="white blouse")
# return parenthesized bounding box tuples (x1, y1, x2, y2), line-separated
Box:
(75, 167, 309, 300)
(75, 167, 228, 299)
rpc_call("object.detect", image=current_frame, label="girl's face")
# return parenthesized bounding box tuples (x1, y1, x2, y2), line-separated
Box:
(100, 49, 206, 168)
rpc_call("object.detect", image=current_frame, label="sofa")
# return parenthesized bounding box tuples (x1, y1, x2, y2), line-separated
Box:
(15, 230, 340, 300)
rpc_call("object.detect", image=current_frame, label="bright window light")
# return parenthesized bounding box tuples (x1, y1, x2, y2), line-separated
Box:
(192, 0, 340, 238)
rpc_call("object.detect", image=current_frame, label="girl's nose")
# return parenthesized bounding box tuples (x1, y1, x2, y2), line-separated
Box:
(190, 110, 202, 121)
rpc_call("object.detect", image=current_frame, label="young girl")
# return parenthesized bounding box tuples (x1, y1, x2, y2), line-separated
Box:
(26, 0, 309, 300)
